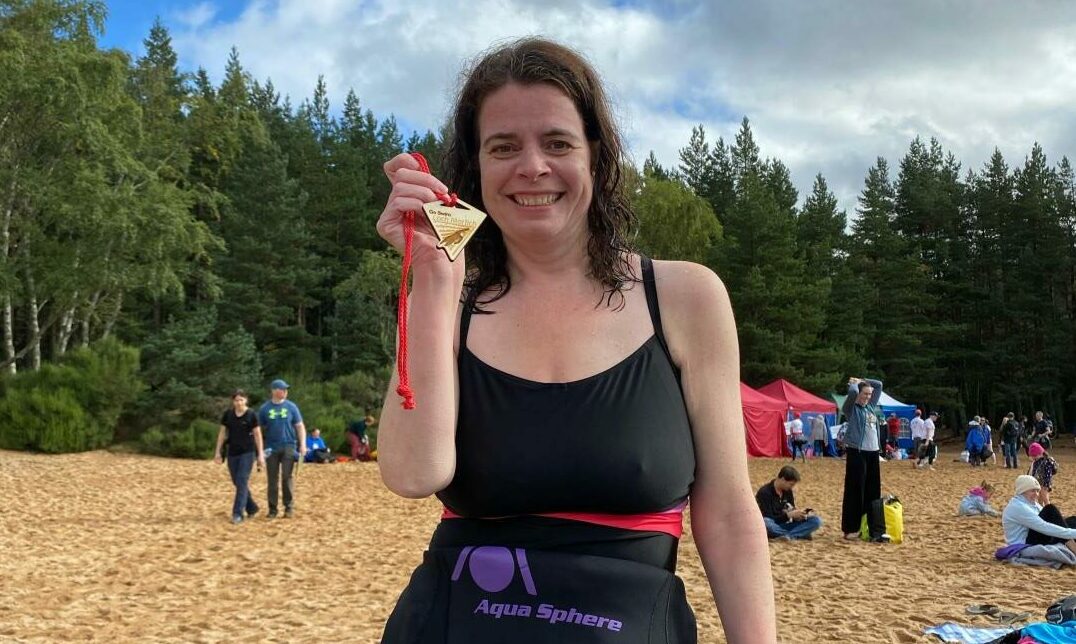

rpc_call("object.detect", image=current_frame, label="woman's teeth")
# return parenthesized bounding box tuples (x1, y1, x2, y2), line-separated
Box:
(513, 194, 560, 206)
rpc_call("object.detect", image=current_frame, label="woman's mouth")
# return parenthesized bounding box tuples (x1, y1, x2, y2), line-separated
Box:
(511, 193, 563, 207)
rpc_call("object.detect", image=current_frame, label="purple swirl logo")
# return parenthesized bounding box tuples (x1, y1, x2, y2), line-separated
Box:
(451, 546, 537, 596)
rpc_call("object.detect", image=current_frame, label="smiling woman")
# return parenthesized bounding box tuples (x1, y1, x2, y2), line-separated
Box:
(476, 83, 594, 250)
(374, 37, 776, 644)
(443, 38, 637, 310)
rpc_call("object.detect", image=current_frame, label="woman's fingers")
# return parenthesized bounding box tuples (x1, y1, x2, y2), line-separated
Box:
(383, 153, 419, 180)
(392, 181, 443, 206)
(392, 168, 450, 196)
(384, 155, 450, 194)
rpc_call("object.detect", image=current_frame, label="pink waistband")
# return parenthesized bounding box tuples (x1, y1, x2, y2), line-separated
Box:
(440, 501, 687, 539)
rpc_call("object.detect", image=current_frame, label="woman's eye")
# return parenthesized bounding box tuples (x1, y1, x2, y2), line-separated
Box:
(548, 140, 572, 151)
(490, 144, 515, 155)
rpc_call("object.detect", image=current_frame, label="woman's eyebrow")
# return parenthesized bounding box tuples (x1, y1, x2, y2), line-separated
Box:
(481, 132, 517, 147)
(481, 128, 582, 147)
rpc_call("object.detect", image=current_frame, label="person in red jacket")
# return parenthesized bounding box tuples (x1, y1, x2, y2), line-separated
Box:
(886, 413, 901, 450)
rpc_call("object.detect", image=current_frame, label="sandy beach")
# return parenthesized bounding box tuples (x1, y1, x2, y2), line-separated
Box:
(1, 444, 1072, 643)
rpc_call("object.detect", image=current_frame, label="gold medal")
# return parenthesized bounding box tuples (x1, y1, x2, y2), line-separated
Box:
(422, 198, 487, 262)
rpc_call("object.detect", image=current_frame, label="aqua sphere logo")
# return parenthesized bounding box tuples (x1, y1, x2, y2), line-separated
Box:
(452, 546, 537, 595)
(452, 546, 624, 633)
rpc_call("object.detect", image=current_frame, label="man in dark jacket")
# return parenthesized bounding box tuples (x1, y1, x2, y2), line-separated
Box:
(1001, 412, 1021, 469)
(755, 466, 823, 540)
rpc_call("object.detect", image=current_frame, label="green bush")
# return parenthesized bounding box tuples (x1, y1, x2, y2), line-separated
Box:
(59, 338, 144, 430)
(138, 426, 167, 455)
(138, 419, 219, 459)
(0, 387, 90, 453)
(0, 339, 143, 453)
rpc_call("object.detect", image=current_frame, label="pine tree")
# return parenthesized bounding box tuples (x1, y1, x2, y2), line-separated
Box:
(216, 128, 321, 376)
(643, 151, 671, 182)
(731, 117, 760, 180)
(678, 125, 713, 199)
(717, 132, 828, 389)
(707, 137, 736, 225)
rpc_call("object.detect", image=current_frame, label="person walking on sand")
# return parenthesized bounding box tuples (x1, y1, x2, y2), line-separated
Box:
(789, 413, 806, 462)
(810, 413, 827, 458)
(214, 389, 265, 524)
(840, 376, 884, 541)
(258, 379, 306, 518)
(915, 411, 938, 469)
(1001, 412, 1021, 470)
(910, 409, 926, 467)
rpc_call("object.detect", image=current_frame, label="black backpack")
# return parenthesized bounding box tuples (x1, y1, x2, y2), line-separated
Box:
(865, 498, 887, 541)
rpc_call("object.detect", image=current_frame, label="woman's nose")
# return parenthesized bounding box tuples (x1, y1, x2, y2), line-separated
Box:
(516, 146, 551, 181)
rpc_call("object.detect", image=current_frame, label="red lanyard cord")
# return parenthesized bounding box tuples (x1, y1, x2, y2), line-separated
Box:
(396, 152, 457, 409)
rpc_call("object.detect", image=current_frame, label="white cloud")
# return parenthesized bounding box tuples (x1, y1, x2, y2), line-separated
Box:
(172, 1, 217, 30)
(167, 0, 1076, 213)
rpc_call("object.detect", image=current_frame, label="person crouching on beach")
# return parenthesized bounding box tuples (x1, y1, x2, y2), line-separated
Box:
(214, 389, 265, 524)
(965, 419, 991, 467)
(958, 481, 999, 517)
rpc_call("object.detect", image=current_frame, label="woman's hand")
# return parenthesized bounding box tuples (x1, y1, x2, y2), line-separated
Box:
(376, 153, 462, 271)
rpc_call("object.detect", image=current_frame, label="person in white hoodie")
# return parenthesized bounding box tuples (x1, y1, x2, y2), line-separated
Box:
(1001, 475, 1076, 553)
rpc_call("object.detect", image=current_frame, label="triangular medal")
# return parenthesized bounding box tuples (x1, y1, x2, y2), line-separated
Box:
(422, 197, 487, 262)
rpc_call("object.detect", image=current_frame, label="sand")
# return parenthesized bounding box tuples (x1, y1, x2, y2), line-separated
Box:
(1, 444, 1073, 643)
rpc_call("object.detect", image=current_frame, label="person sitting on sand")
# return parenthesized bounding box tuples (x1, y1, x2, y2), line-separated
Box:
(304, 428, 333, 464)
(1028, 442, 1059, 505)
(755, 465, 823, 540)
(1001, 475, 1076, 553)
(958, 481, 1000, 517)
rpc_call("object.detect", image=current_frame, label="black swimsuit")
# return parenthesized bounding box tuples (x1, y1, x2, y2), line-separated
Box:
(383, 257, 699, 643)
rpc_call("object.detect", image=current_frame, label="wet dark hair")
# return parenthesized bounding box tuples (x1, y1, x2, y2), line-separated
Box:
(777, 465, 801, 482)
(442, 37, 637, 310)
(857, 382, 872, 393)
(231, 389, 248, 400)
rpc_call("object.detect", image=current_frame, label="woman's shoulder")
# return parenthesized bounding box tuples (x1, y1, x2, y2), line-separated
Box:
(645, 259, 735, 369)
(647, 259, 730, 316)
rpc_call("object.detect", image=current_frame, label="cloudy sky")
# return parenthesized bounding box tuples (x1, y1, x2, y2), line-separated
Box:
(100, 0, 1076, 213)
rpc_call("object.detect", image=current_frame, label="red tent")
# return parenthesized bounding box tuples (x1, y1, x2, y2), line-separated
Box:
(740, 383, 790, 457)
(758, 379, 838, 414)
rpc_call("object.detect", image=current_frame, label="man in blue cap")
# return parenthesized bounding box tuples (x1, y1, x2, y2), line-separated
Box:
(258, 379, 307, 518)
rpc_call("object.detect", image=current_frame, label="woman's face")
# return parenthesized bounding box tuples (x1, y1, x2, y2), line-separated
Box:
(232, 395, 247, 408)
(476, 82, 593, 246)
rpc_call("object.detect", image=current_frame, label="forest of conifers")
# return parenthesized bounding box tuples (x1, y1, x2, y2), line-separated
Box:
(2, 1, 1075, 455)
